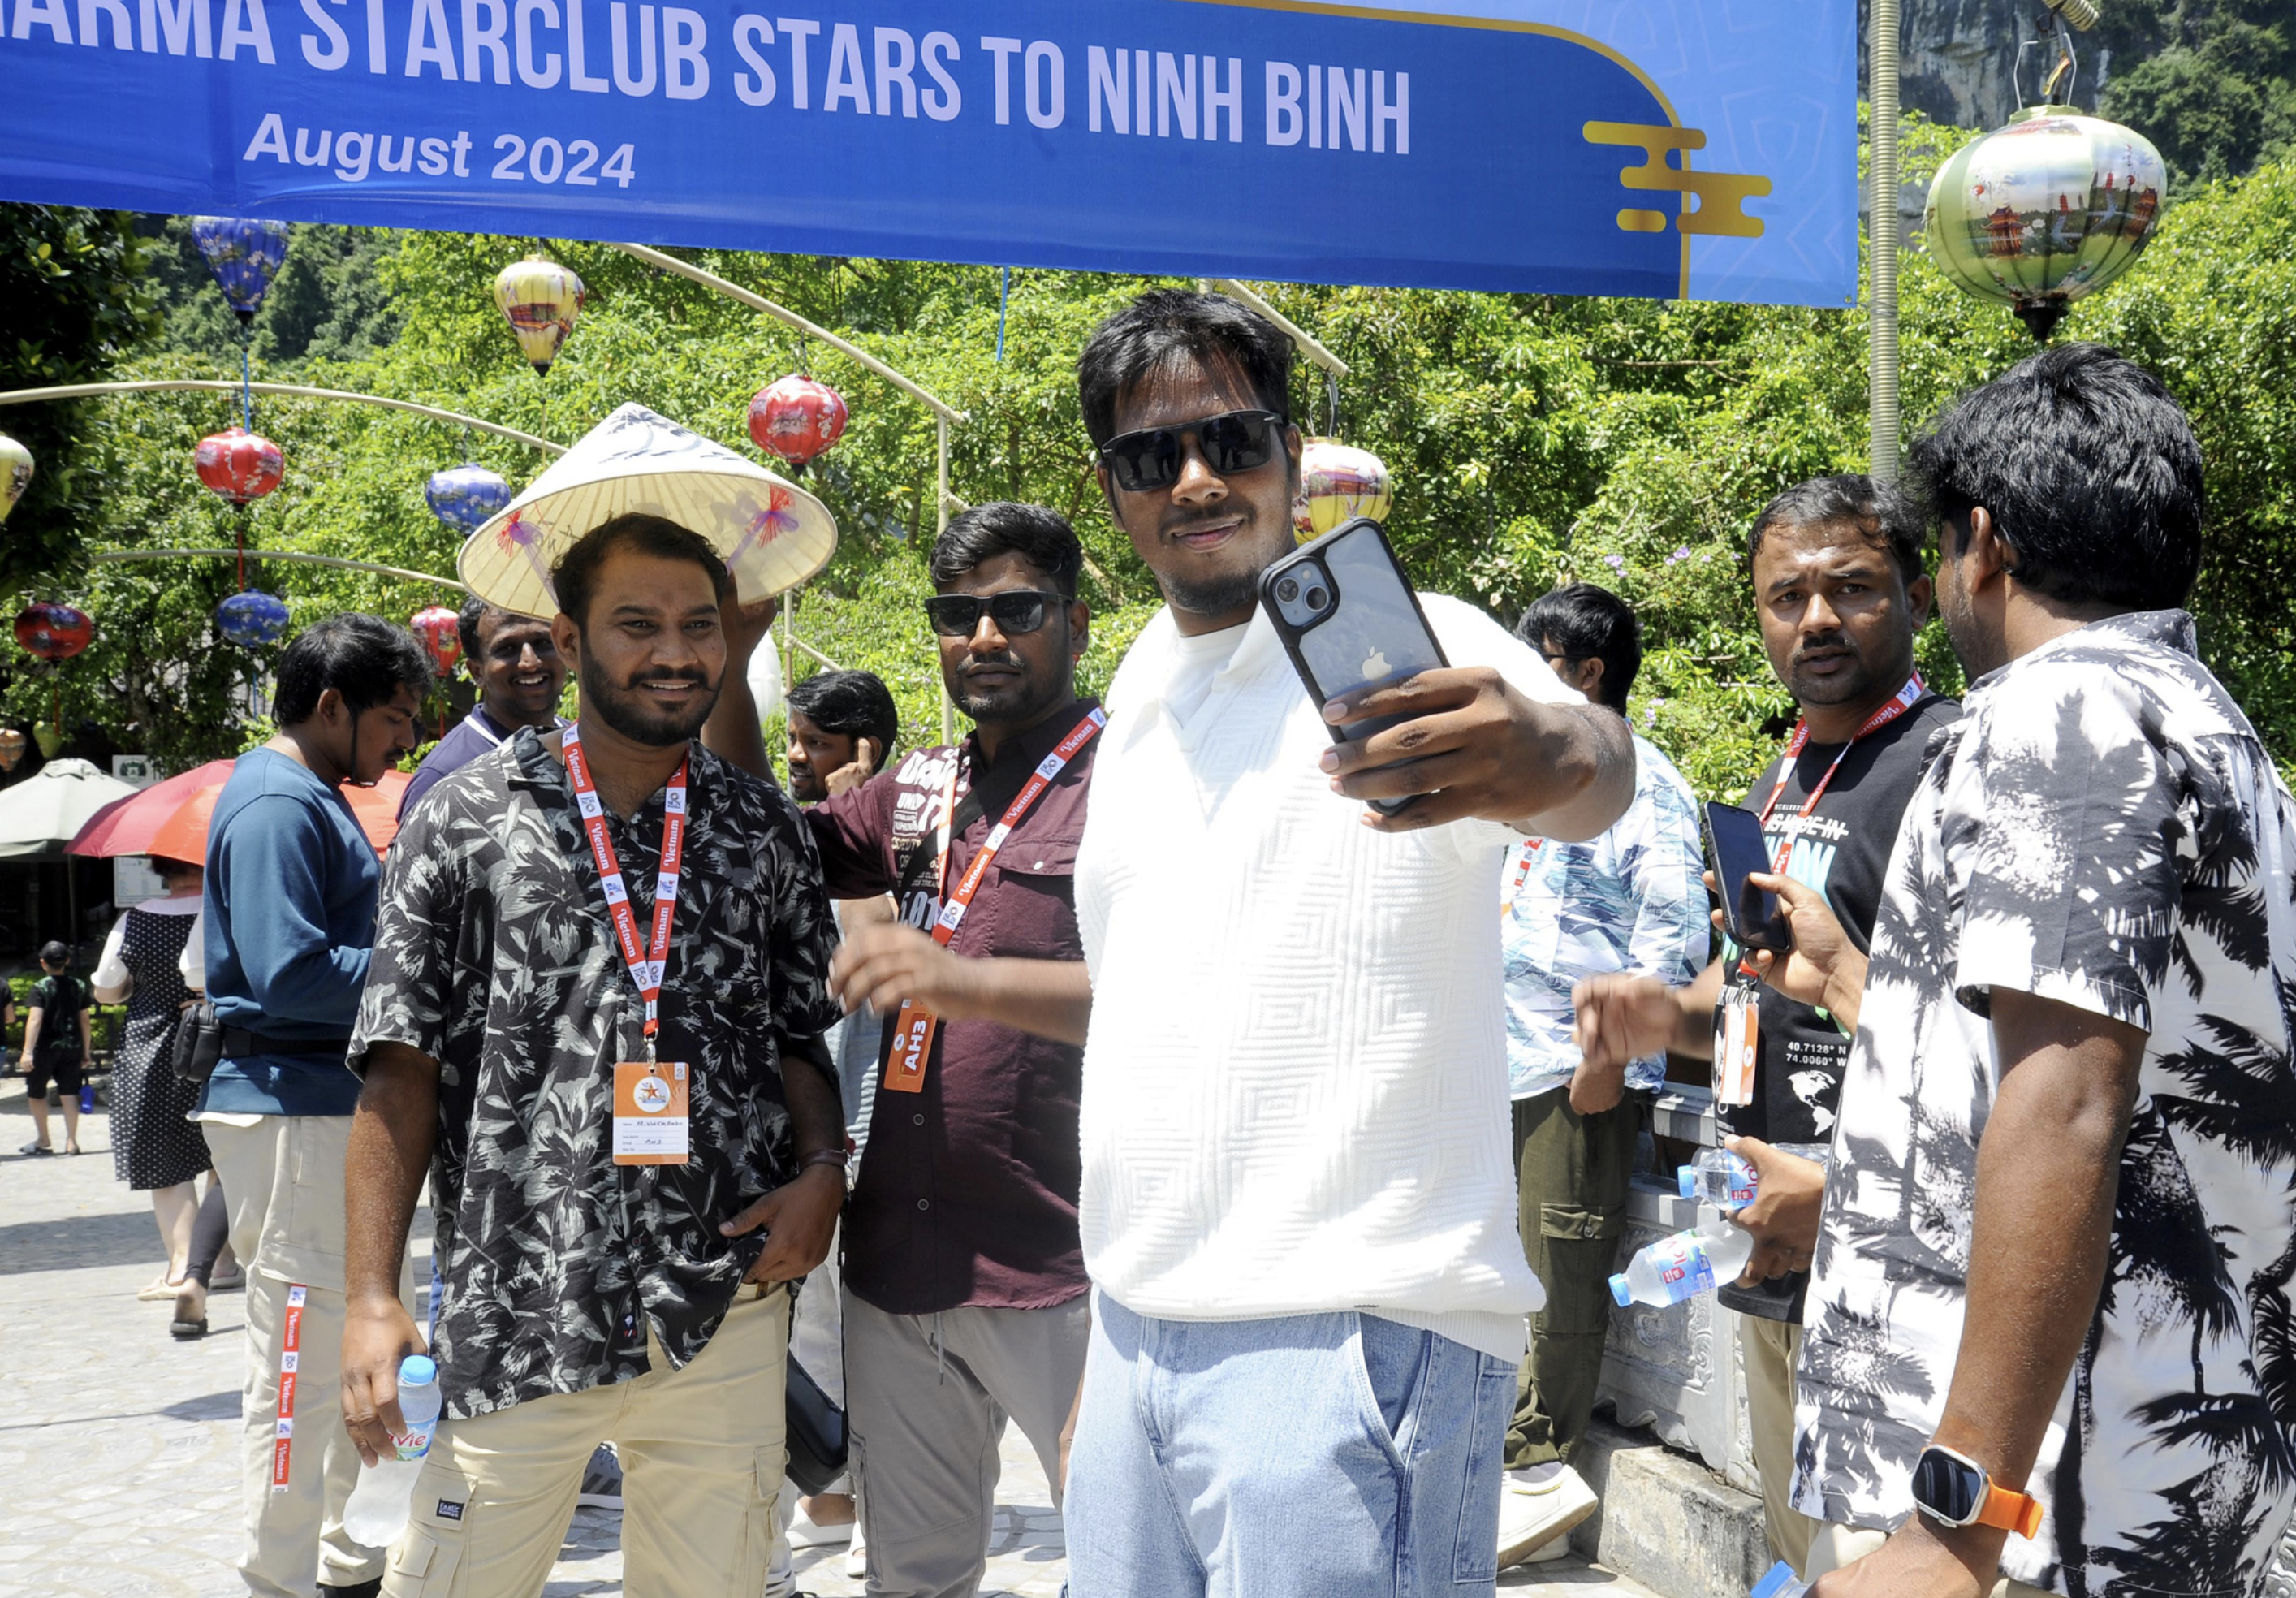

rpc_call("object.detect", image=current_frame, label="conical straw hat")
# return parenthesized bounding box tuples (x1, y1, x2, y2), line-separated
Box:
(459, 403, 838, 618)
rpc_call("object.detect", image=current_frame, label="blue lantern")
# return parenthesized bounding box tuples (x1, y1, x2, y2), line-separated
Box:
(424, 463, 511, 534)
(190, 218, 291, 326)
(215, 590, 290, 646)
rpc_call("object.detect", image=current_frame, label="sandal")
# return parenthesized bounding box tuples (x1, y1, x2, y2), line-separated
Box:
(137, 1274, 192, 1302)
(209, 1267, 246, 1293)
(170, 1285, 209, 1340)
(18, 1142, 53, 1156)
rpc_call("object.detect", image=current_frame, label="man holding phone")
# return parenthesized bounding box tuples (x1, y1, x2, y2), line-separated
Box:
(1573, 476, 1958, 1575)
(1062, 289, 1636, 1597)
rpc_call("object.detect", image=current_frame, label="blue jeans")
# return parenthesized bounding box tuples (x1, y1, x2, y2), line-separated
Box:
(1064, 1295, 1516, 1598)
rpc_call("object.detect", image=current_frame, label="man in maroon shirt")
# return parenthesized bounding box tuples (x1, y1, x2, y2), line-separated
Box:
(706, 502, 1095, 1598)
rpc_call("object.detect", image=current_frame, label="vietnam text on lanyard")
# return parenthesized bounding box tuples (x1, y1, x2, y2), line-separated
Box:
(883, 706, 1106, 1095)
(563, 723, 688, 1060)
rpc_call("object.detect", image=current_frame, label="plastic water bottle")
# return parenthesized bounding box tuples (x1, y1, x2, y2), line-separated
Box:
(341, 1355, 441, 1548)
(79, 1083, 96, 1113)
(1677, 1149, 1759, 1209)
(1750, 1561, 1807, 1598)
(1676, 1142, 1836, 1210)
(1608, 1220, 1754, 1308)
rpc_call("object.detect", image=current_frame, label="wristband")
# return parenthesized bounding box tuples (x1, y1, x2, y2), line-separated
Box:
(798, 1148, 848, 1181)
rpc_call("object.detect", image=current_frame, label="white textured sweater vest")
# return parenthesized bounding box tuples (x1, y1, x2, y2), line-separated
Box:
(1075, 595, 1577, 1362)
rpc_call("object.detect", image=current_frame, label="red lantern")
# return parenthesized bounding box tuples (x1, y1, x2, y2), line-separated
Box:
(747, 375, 848, 470)
(14, 602, 93, 661)
(195, 427, 284, 505)
(411, 605, 463, 676)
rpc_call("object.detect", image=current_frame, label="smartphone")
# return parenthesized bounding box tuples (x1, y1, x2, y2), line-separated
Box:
(1703, 801, 1794, 954)
(1258, 517, 1449, 815)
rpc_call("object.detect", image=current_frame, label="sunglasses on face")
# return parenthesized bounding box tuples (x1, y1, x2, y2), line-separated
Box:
(1097, 408, 1286, 494)
(923, 590, 1063, 638)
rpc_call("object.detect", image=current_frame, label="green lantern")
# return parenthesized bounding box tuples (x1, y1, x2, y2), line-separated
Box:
(1925, 107, 2167, 341)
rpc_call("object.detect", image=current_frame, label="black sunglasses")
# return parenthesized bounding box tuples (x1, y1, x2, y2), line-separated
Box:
(1098, 408, 1286, 494)
(924, 590, 1063, 638)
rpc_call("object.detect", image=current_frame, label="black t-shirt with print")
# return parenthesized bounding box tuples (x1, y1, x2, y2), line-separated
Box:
(28, 973, 89, 1063)
(1716, 692, 1960, 1322)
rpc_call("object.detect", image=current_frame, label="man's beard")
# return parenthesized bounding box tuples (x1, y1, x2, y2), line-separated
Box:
(1159, 566, 1267, 624)
(787, 767, 828, 805)
(951, 650, 1060, 725)
(579, 656, 719, 747)
(1785, 637, 1892, 709)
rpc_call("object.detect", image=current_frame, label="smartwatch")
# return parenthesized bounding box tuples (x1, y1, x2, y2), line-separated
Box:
(1910, 1445, 2044, 1539)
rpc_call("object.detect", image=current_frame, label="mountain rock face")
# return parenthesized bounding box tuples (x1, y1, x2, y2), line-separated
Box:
(1862, 0, 2113, 129)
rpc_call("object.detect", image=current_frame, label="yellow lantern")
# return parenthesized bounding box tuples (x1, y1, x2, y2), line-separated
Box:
(493, 255, 586, 374)
(1292, 437, 1393, 542)
(0, 433, 31, 524)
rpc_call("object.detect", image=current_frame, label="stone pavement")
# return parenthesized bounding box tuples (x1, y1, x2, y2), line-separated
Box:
(0, 1082, 1655, 1598)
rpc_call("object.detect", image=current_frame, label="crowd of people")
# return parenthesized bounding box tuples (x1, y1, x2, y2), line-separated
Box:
(21, 288, 2292, 1598)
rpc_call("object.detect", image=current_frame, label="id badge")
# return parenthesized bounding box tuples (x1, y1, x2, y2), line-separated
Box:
(613, 1060, 690, 1164)
(1713, 990, 1759, 1108)
(882, 1000, 937, 1095)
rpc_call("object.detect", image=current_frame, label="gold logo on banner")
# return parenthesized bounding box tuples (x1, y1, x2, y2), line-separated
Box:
(1583, 123, 1772, 239)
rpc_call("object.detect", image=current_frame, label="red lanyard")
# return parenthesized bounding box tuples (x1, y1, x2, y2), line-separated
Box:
(884, 707, 1104, 1094)
(270, 1281, 308, 1493)
(1504, 836, 1547, 906)
(1754, 676, 1925, 853)
(563, 723, 688, 1056)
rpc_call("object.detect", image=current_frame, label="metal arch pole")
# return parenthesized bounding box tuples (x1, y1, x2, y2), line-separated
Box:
(610, 242, 969, 424)
(1870, 0, 1903, 482)
(1208, 279, 1351, 379)
(0, 381, 566, 455)
(88, 547, 469, 592)
(938, 415, 955, 746)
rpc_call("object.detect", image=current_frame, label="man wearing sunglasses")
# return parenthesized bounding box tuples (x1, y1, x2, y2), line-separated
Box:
(704, 502, 1098, 1598)
(1060, 290, 1635, 1598)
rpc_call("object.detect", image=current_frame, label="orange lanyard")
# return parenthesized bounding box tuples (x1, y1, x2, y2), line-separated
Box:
(563, 724, 687, 1057)
(883, 708, 1105, 1094)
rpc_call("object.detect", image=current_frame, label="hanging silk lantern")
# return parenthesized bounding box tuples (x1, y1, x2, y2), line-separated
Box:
(1292, 438, 1394, 542)
(494, 255, 585, 374)
(747, 375, 848, 470)
(0, 433, 31, 524)
(214, 591, 291, 646)
(14, 602, 93, 661)
(424, 462, 511, 534)
(410, 605, 464, 675)
(190, 217, 291, 325)
(194, 427, 284, 505)
(1927, 107, 2168, 342)
(0, 728, 24, 771)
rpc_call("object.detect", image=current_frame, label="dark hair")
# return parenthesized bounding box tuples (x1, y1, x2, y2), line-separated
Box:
(455, 596, 500, 666)
(929, 502, 1085, 602)
(785, 670, 900, 769)
(1749, 474, 1926, 586)
(550, 512, 732, 632)
(273, 614, 434, 726)
(152, 855, 202, 886)
(1912, 343, 2203, 609)
(1515, 583, 1642, 713)
(1077, 289, 1294, 448)
(37, 940, 69, 966)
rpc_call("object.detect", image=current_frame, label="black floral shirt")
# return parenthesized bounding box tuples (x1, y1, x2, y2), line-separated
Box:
(1793, 612, 2296, 1596)
(352, 727, 841, 1421)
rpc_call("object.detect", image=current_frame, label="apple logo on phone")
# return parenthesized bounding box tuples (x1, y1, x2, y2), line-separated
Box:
(1361, 647, 1391, 682)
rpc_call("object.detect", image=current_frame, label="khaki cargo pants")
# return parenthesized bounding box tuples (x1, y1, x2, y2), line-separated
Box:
(383, 1283, 790, 1598)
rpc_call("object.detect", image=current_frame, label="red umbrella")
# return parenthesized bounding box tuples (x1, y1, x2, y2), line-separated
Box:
(68, 760, 236, 860)
(70, 762, 410, 860)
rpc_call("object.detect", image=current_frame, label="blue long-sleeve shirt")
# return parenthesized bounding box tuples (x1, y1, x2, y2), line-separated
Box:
(196, 747, 378, 1116)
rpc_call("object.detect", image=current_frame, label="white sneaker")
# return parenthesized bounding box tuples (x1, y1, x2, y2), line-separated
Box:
(844, 1532, 867, 1579)
(785, 1497, 855, 1549)
(1497, 1462, 1599, 1570)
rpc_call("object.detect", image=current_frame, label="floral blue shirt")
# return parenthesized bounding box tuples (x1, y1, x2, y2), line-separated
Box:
(1501, 733, 1709, 1100)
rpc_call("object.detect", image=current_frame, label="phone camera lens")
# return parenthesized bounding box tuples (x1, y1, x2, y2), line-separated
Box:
(1306, 586, 1329, 611)
(1275, 577, 1300, 603)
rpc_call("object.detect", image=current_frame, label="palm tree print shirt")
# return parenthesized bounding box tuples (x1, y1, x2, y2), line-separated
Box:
(1790, 611, 2296, 1597)
(352, 728, 843, 1422)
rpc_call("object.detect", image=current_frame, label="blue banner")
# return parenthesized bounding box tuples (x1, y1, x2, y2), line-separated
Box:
(0, 0, 1854, 305)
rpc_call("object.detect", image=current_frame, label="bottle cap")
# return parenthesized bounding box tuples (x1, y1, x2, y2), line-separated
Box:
(1677, 1168, 1697, 1200)
(1608, 1273, 1632, 1307)
(399, 1354, 438, 1387)
(1750, 1561, 1804, 1598)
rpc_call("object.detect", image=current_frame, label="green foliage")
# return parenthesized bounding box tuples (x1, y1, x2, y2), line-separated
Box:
(145, 219, 408, 367)
(0, 206, 158, 588)
(2096, 0, 2296, 184)
(5, 135, 2293, 797)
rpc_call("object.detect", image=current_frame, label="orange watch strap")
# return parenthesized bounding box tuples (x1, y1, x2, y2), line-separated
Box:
(1976, 1482, 2045, 1540)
